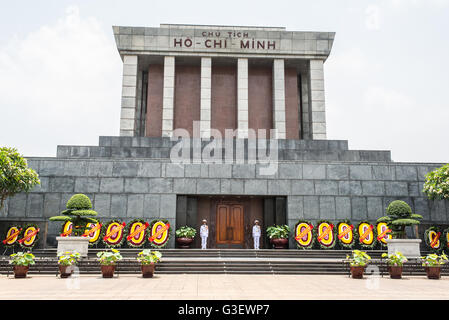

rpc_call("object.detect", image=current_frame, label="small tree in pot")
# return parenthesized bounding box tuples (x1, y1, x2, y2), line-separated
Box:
(9, 252, 35, 278)
(50, 194, 99, 236)
(382, 251, 408, 279)
(137, 249, 162, 278)
(420, 253, 448, 279)
(175, 226, 197, 248)
(266, 225, 290, 249)
(346, 250, 371, 279)
(377, 200, 422, 239)
(57, 251, 81, 278)
(97, 249, 123, 278)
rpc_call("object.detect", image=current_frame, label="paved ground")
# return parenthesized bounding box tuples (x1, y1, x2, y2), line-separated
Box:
(1, 274, 449, 300)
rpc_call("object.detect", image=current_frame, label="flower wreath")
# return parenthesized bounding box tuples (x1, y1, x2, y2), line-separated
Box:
(19, 223, 40, 249)
(376, 221, 392, 248)
(2, 225, 23, 248)
(102, 219, 126, 248)
(356, 220, 377, 249)
(315, 220, 336, 249)
(425, 226, 443, 252)
(148, 219, 171, 249)
(294, 220, 315, 249)
(126, 218, 148, 248)
(336, 220, 355, 249)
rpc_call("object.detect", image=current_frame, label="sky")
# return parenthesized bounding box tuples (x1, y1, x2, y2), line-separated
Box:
(0, 0, 448, 163)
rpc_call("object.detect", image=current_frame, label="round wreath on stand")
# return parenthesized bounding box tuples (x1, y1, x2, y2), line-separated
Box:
(424, 226, 443, 252)
(376, 221, 392, 249)
(102, 219, 126, 248)
(336, 220, 355, 249)
(148, 219, 171, 249)
(2, 225, 23, 249)
(85, 221, 102, 247)
(356, 220, 377, 250)
(294, 220, 315, 250)
(126, 219, 148, 248)
(19, 223, 40, 250)
(315, 220, 336, 249)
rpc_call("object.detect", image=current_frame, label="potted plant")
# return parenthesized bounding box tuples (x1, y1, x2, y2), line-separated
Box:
(137, 249, 162, 278)
(266, 225, 290, 249)
(420, 253, 448, 279)
(175, 226, 197, 248)
(50, 194, 99, 257)
(97, 248, 123, 278)
(377, 200, 423, 258)
(9, 252, 35, 278)
(382, 251, 408, 279)
(57, 251, 81, 278)
(346, 250, 371, 279)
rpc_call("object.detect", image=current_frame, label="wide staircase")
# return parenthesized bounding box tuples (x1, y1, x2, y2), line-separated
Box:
(1, 248, 445, 276)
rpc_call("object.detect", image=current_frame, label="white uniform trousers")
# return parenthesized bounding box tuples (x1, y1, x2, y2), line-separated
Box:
(201, 236, 207, 249)
(253, 236, 260, 249)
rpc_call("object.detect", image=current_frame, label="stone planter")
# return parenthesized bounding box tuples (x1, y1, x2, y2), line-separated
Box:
(425, 266, 441, 280)
(101, 265, 116, 278)
(271, 238, 288, 249)
(141, 264, 155, 278)
(59, 265, 74, 278)
(13, 266, 29, 278)
(176, 237, 194, 249)
(57, 236, 91, 258)
(386, 239, 421, 259)
(350, 266, 365, 279)
(388, 266, 403, 279)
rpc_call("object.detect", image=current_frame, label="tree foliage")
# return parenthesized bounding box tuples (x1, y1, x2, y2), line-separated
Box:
(0, 147, 40, 211)
(49, 194, 99, 236)
(423, 164, 449, 200)
(376, 200, 422, 239)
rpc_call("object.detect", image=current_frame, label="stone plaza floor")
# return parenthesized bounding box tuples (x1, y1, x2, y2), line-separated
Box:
(1, 274, 449, 300)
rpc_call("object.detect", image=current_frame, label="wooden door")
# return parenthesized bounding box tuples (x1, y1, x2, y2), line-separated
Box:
(216, 204, 244, 246)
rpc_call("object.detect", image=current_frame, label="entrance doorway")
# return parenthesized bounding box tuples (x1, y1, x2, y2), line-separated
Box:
(216, 203, 244, 248)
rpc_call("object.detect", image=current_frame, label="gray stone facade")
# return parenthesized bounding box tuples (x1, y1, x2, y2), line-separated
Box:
(1, 137, 448, 249)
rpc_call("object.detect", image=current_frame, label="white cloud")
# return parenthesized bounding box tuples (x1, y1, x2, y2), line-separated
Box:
(326, 46, 449, 163)
(365, 5, 382, 30)
(388, 0, 449, 8)
(0, 6, 122, 157)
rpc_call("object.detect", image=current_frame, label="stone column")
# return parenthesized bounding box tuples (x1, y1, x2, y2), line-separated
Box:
(237, 58, 249, 138)
(272, 59, 286, 139)
(162, 56, 175, 137)
(200, 57, 212, 138)
(300, 70, 311, 140)
(120, 55, 138, 136)
(309, 59, 327, 140)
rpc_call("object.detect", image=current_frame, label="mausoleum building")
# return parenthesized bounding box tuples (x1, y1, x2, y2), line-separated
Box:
(1, 24, 448, 250)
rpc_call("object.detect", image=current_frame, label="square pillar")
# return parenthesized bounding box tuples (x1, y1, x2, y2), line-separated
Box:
(309, 59, 327, 140)
(162, 56, 175, 137)
(272, 59, 286, 139)
(300, 70, 311, 140)
(120, 55, 138, 136)
(200, 57, 212, 138)
(237, 58, 249, 138)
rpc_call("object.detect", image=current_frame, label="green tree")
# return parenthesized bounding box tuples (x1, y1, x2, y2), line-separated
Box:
(423, 164, 449, 200)
(377, 200, 422, 239)
(0, 147, 40, 211)
(49, 194, 99, 236)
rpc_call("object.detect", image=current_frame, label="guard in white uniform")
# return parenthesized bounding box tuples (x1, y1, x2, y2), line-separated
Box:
(200, 219, 209, 249)
(252, 220, 261, 250)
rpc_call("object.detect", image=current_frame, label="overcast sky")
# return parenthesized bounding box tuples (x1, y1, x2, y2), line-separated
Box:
(0, 0, 448, 163)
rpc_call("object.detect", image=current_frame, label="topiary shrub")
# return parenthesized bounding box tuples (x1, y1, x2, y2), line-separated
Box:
(49, 194, 99, 237)
(377, 200, 422, 239)
(66, 194, 92, 210)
